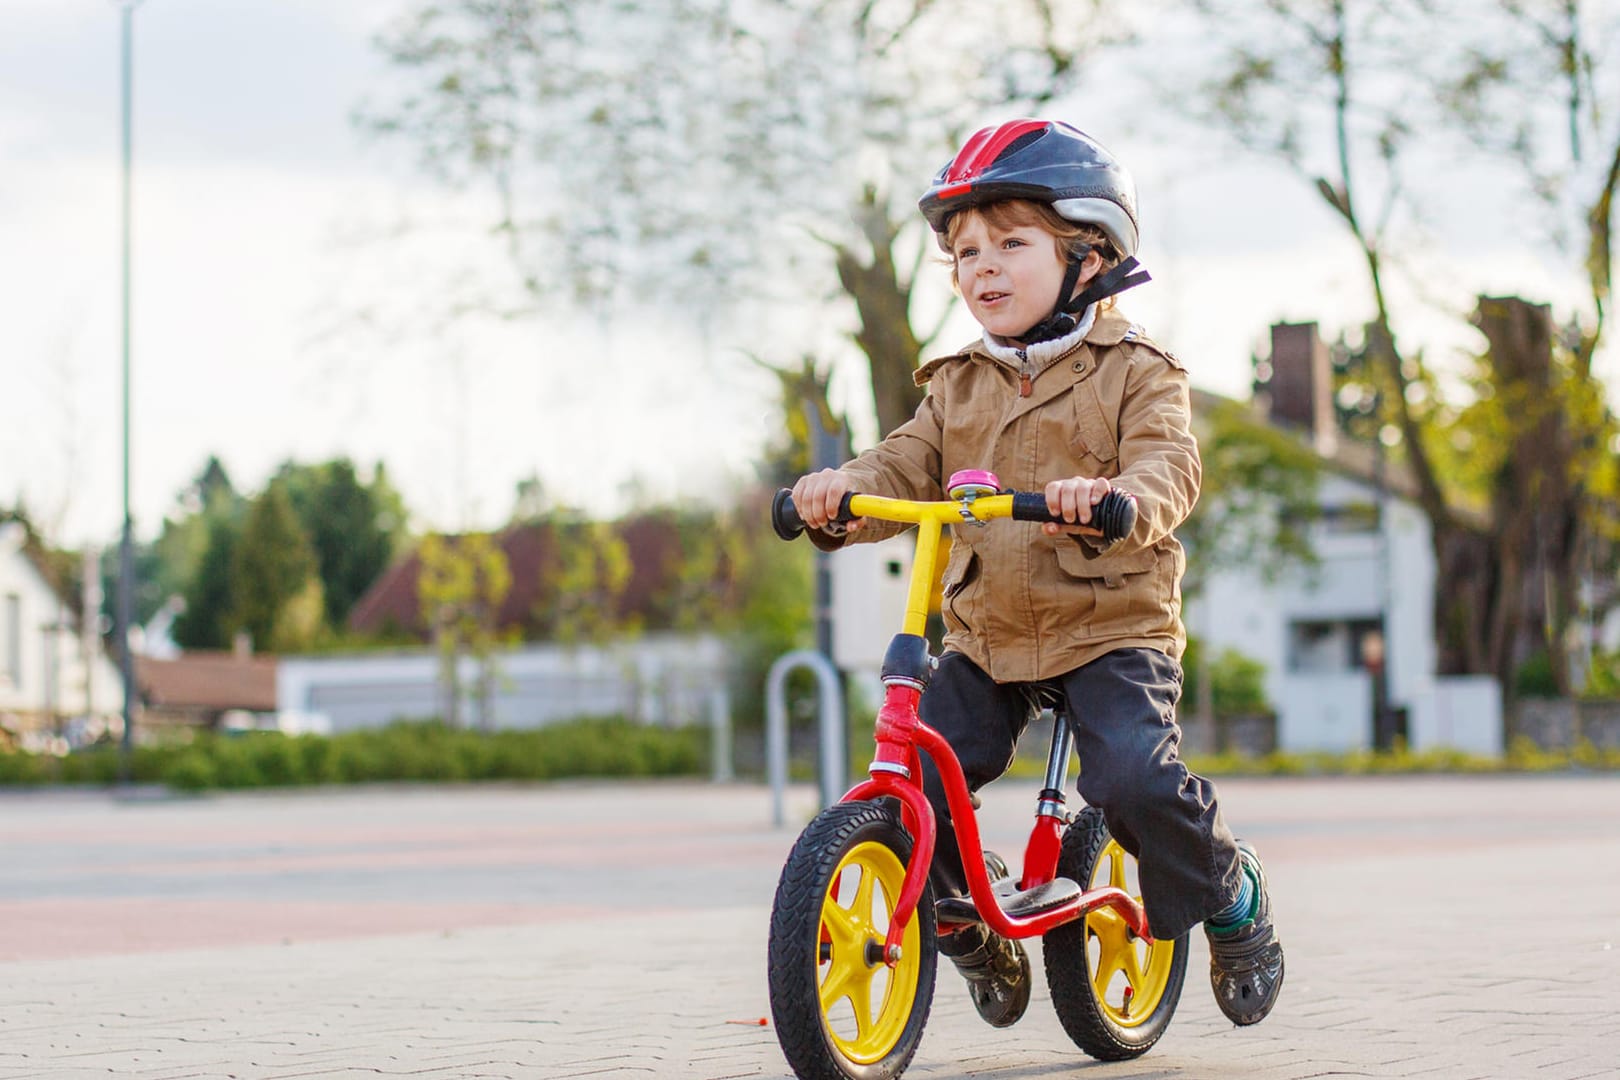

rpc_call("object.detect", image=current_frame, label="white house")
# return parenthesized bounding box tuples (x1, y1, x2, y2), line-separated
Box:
(1191, 323, 1501, 755)
(1190, 449, 1501, 756)
(0, 523, 125, 750)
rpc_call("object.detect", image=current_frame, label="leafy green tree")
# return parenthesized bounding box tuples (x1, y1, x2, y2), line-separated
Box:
(172, 513, 241, 650)
(1181, 395, 1322, 599)
(724, 489, 815, 732)
(275, 458, 405, 630)
(103, 457, 243, 630)
(1182, 638, 1271, 717)
(418, 531, 512, 728)
(229, 481, 323, 652)
(537, 518, 633, 646)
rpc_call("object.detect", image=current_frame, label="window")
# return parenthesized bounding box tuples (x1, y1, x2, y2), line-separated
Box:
(1319, 502, 1381, 535)
(1288, 617, 1383, 673)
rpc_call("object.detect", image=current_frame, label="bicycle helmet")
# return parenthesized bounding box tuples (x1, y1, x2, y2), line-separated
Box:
(919, 119, 1149, 342)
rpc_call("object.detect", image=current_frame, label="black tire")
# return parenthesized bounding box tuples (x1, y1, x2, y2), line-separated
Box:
(768, 801, 937, 1080)
(1042, 806, 1187, 1060)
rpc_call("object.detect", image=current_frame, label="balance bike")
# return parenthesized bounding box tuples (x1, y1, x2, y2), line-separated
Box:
(765, 470, 1187, 1080)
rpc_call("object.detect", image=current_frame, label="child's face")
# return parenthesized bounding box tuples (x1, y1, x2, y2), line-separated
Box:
(951, 212, 1068, 342)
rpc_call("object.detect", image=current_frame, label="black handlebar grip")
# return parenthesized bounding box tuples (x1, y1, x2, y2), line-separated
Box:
(771, 489, 858, 542)
(771, 489, 806, 540)
(1091, 489, 1138, 543)
(1009, 491, 1054, 524)
(1010, 489, 1137, 544)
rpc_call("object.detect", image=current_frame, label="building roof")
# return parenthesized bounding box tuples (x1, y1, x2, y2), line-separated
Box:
(0, 521, 88, 626)
(136, 651, 278, 712)
(345, 515, 704, 642)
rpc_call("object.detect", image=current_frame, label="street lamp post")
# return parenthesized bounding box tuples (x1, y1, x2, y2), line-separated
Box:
(114, 0, 144, 781)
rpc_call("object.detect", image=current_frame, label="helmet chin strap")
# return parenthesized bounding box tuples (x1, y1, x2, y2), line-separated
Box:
(1017, 254, 1152, 345)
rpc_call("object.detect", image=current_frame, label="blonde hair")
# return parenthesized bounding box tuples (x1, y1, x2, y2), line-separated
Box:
(945, 199, 1121, 305)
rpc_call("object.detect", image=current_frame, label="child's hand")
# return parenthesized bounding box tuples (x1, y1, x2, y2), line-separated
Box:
(791, 469, 865, 534)
(1042, 476, 1111, 536)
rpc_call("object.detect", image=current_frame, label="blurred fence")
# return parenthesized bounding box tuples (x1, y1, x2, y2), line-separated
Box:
(277, 634, 728, 734)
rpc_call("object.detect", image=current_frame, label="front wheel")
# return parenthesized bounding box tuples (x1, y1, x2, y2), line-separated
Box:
(768, 801, 937, 1080)
(1042, 805, 1187, 1060)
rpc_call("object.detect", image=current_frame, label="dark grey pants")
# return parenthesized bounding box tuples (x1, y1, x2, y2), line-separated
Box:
(918, 648, 1242, 940)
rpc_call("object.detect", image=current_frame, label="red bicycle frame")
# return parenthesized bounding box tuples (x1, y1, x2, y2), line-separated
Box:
(842, 679, 1153, 965)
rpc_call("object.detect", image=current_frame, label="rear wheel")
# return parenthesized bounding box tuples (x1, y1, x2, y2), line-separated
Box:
(1042, 806, 1186, 1060)
(768, 801, 936, 1080)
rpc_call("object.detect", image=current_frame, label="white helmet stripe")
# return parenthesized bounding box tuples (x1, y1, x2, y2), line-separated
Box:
(1051, 197, 1139, 258)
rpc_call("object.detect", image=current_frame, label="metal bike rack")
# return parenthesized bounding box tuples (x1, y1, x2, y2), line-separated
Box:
(765, 649, 845, 827)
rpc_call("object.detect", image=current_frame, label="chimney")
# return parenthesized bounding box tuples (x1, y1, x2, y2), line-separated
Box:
(1265, 322, 1336, 456)
(233, 631, 253, 660)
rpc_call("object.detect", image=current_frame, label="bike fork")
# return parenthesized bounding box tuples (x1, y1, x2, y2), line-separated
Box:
(1021, 710, 1072, 889)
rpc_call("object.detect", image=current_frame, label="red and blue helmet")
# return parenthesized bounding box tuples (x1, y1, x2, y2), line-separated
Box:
(918, 119, 1140, 258)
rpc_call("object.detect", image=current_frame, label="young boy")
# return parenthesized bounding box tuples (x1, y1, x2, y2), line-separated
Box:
(791, 119, 1283, 1029)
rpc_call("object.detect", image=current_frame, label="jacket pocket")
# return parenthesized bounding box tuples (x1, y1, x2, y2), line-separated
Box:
(1071, 382, 1118, 466)
(1052, 539, 1159, 637)
(940, 541, 980, 636)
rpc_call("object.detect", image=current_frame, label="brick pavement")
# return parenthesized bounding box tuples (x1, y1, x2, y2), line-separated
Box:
(1, 775, 1617, 1079)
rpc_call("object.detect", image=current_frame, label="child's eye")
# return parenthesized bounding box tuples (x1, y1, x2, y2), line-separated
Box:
(956, 246, 978, 259)
(1003, 237, 1026, 249)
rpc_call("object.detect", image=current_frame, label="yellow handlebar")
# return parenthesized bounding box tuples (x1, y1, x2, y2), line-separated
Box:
(771, 485, 1136, 639)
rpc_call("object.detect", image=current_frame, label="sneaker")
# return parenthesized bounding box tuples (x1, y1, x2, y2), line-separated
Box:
(938, 924, 1031, 1028)
(1205, 841, 1285, 1026)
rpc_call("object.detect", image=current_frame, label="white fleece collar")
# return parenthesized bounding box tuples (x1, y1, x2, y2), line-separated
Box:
(980, 303, 1097, 372)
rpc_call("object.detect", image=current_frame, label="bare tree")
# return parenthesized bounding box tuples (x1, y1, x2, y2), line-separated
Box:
(360, 0, 1132, 437)
(1187, 0, 1620, 699)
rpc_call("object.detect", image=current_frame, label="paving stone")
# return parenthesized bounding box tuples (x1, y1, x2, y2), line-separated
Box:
(2, 776, 1617, 1077)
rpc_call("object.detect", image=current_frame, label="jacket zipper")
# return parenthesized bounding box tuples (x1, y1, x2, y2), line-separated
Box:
(1017, 349, 1032, 397)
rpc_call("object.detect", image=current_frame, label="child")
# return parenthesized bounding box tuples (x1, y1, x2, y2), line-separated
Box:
(790, 119, 1283, 1029)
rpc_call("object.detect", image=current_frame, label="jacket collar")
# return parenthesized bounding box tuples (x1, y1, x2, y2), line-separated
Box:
(978, 304, 1096, 373)
(913, 304, 1137, 387)
(1083, 305, 1135, 348)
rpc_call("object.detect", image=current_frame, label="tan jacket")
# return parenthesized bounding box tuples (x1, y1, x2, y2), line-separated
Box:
(826, 307, 1200, 682)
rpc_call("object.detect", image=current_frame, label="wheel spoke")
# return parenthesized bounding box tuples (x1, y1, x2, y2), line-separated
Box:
(822, 898, 862, 948)
(818, 869, 883, 1018)
(1106, 847, 1127, 892)
(819, 952, 857, 1012)
(1120, 937, 1148, 989)
(1088, 915, 1130, 1000)
(851, 866, 881, 927)
(845, 966, 878, 1037)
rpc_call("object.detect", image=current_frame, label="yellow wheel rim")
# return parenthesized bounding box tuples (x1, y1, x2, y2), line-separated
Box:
(1083, 839, 1176, 1028)
(817, 839, 921, 1065)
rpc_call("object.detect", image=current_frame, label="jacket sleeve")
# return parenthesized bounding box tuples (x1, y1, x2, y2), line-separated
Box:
(1089, 349, 1201, 555)
(805, 392, 946, 550)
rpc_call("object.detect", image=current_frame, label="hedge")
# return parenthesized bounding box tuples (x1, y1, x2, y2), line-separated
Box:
(0, 718, 706, 793)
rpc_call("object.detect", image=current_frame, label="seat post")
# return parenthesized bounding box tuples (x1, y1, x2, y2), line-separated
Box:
(1037, 709, 1072, 821)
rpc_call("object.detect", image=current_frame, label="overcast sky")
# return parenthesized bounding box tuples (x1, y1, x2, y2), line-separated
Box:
(1, 1, 1607, 548)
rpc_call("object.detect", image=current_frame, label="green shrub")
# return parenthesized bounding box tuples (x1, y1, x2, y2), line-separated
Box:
(1183, 639, 1272, 716)
(208, 738, 265, 789)
(163, 751, 218, 792)
(0, 749, 45, 784)
(1513, 652, 1560, 699)
(248, 734, 308, 787)
(1580, 651, 1620, 699)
